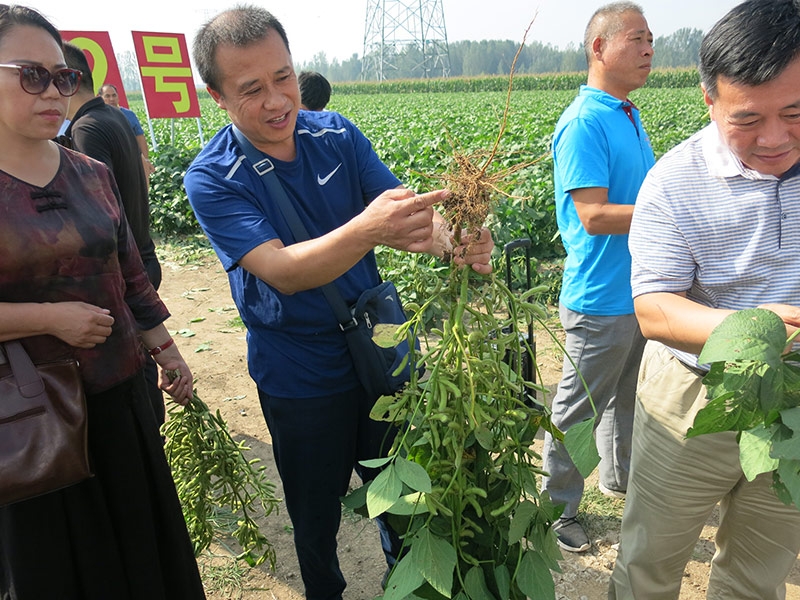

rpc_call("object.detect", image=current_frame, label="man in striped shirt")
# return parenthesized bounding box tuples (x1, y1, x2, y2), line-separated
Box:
(610, 1, 800, 598)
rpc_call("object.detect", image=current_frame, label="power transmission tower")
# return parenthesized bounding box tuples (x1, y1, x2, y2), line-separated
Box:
(361, 0, 451, 81)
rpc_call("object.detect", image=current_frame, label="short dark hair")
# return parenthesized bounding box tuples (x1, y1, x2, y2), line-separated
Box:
(700, 0, 800, 99)
(63, 42, 93, 91)
(584, 1, 644, 64)
(193, 4, 291, 92)
(0, 4, 62, 49)
(298, 71, 331, 111)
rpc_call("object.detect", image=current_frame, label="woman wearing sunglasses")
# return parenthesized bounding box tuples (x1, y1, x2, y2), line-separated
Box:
(0, 5, 206, 599)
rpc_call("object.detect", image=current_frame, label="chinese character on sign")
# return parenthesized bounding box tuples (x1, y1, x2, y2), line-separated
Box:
(61, 30, 128, 104)
(131, 31, 200, 119)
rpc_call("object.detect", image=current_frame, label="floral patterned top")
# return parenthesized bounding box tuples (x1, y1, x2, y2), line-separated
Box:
(0, 145, 168, 394)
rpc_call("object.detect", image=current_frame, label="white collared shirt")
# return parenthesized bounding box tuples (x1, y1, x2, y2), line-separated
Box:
(629, 122, 800, 367)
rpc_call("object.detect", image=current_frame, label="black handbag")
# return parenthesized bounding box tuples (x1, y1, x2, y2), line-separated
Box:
(232, 127, 420, 397)
(0, 339, 91, 507)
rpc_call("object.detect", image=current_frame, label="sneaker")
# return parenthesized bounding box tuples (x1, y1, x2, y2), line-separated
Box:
(553, 516, 590, 553)
(598, 481, 626, 499)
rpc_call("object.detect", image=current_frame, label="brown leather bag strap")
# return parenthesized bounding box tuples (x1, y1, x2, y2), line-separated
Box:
(2, 341, 45, 399)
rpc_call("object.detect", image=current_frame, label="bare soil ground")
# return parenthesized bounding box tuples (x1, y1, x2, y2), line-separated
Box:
(157, 248, 800, 600)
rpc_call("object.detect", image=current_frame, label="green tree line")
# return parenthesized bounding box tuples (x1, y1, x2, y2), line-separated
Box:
(298, 27, 704, 82)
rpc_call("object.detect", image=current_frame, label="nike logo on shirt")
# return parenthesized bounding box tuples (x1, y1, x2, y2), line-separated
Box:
(317, 163, 342, 186)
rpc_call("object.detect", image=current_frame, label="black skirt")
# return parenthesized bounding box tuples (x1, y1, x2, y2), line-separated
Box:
(0, 371, 206, 599)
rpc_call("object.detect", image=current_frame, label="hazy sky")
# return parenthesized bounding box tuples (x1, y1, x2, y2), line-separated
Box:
(34, 0, 743, 65)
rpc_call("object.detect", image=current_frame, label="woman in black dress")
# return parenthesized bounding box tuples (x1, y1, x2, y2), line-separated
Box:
(0, 5, 206, 598)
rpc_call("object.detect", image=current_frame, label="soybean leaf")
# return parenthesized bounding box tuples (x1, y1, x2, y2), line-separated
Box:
(771, 417, 800, 461)
(383, 549, 425, 600)
(412, 528, 456, 597)
(387, 492, 429, 515)
(517, 550, 556, 600)
(509, 499, 537, 545)
(739, 425, 779, 481)
(688, 392, 748, 437)
(777, 459, 800, 510)
(474, 423, 494, 450)
(373, 323, 403, 348)
(698, 308, 786, 369)
(366, 464, 402, 518)
(464, 565, 493, 600)
(341, 483, 368, 511)
(564, 417, 600, 478)
(494, 565, 511, 600)
(780, 406, 800, 433)
(395, 457, 432, 493)
(360, 456, 393, 469)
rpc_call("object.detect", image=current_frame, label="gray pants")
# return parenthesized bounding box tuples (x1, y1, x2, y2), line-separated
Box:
(542, 305, 646, 518)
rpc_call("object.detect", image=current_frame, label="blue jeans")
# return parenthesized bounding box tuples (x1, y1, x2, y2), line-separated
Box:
(258, 386, 401, 600)
(543, 305, 646, 518)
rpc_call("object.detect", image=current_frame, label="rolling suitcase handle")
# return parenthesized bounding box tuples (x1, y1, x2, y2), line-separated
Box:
(502, 239, 539, 405)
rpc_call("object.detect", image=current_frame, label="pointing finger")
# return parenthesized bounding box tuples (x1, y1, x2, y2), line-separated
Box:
(410, 189, 450, 212)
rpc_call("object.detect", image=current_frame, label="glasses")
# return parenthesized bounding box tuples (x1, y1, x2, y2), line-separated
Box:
(0, 64, 82, 97)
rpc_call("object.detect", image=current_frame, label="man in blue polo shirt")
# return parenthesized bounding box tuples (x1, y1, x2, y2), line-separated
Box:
(544, 0, 655, 553)
(184, 6, 493, 600)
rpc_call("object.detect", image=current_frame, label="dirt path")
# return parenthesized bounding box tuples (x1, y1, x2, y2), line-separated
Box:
(157, 250, 800, 600)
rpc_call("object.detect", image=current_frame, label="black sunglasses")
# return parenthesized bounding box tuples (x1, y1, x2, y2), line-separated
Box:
(0, 64, 82, 97)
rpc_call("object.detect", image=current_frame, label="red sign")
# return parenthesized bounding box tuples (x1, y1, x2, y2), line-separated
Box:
(131, 31, 200, 119)
(61, 30, 129, 106)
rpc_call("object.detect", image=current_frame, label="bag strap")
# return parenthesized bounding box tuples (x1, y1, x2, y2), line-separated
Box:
(231, 126, 357, 331)
(1, 341, 45, 398)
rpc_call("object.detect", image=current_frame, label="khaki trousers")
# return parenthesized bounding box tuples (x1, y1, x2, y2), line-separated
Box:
(609, 341, 800, 600)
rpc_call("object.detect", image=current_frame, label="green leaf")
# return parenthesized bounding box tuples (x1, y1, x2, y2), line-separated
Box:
(384, 549, 425, 600)
(698, 308, 786, 369)
(395, 458, 432, 493)
(366, 464, 403, 518)
(687, 392, 747, 437)
(360, 456, 393, 469)
(771, 430, 800, 462)
(563, 417, 600, 478)
(516, 550, 555, 600)
(341, 483, 368, 510)
(493, 564, 510, 600)
(463, 566, 493, 600)
(739, 425, 779, 481)
(777, 459, 800, 510)
(474, 424, 494, 450)
(387, 492, 430, 515)
(780, 406, 800, 433)
(412, 528, 456, 597)
(508, 500, 537, 545)
(373, 323, 403, 348)
(370, 394, 408, 422)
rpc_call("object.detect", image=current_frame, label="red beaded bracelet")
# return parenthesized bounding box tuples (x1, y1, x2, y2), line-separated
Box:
(148, 337, 175, 356)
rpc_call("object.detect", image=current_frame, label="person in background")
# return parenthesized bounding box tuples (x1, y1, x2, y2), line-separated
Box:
(0, 5, 204, 599)
(99, 82, 155, 184)
(184, 6, 493, 599)
(62, 42, 166, 426)
(298, 70, 331, 111)
(544, 0, 654, 553)
(609, 0, 800, 597)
